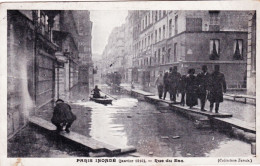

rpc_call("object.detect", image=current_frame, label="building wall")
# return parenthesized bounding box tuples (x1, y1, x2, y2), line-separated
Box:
(7, 11, 35, 138)
(247, 11, 256, 95)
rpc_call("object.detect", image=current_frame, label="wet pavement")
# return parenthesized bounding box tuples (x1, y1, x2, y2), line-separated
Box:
(8, 84, 253, 157)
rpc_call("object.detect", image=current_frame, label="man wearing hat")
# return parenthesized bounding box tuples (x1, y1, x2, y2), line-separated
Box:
(168, 66, 181, 102)
(197, 65, 210, 111)
(51, 99, 77, 133)
(208, 65, 227, 113)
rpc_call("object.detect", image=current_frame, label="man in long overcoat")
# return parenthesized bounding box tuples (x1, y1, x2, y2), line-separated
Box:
(168, 66, 181, 102)
(197, 65, 210, 111)
(163, 71, 170, 100)
(208, 65, 227, 113)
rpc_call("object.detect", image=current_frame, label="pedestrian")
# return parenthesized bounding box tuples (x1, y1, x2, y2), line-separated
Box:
(168, 66, 181, 102)
(185, 68, 198, 108)
(179, 74, 187, 106)
(155, 71, 164, 99)
(197, 65, 210, 111)
(208, 65, 227, 113)
(163, 71, 170, 100)
(51, 99, 77, 133)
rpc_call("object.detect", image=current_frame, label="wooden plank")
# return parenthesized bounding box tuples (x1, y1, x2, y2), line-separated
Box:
(214, 117, 255, 133)
(131, 89, 154, 96)
(170, 104, 232, 118)
(145, 96, 175, 104)
(28, 116, 125, 153)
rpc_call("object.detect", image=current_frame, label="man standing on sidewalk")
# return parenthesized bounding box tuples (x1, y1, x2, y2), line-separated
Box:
(155, 71, 164, 99)
(163, 71, 170, 100)
(197, 65, 210, 111)
(168, 66, 181, 102)
(208, 65, 227, 113)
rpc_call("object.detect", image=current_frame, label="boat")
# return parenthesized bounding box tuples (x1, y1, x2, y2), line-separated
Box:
(89, 95, 113, 105)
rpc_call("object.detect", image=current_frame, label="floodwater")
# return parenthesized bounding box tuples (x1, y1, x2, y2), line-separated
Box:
(8, 84, 252, 157)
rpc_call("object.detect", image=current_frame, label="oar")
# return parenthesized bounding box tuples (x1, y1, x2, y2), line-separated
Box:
(100, 91, 117, 100)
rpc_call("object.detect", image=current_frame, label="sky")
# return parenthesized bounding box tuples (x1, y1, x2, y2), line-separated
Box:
(90, 10, 128, 56)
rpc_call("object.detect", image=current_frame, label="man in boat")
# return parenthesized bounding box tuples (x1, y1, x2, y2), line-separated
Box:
(91, 85, 102, 98)
(51, 99, 76, 133)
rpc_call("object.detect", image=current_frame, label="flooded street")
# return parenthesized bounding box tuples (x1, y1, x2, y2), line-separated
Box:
(9, 84, 251, 157)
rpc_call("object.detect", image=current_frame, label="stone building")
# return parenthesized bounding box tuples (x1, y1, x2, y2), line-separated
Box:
(132, 10, 251, 90)
(73, 11, 94, 88)
(7, 10, 92, 138)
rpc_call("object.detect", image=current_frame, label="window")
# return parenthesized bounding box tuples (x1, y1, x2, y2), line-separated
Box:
(142, 40, 144, 50)
(150, 57, 152, 65)
(174, 15, 178, 35)
(169, 19, 172, 37)
(163, 11, 166, 16)
(154, 51, 157, 63)
(155, 30, 157, 43)
(167, 48, 171, 63)
(148, 13, 150, 25)
(158, 49, 161, 64)
(163, 25, 165, 39)
(233, 39, 243, 60)
(145, 15, 148, 27)
(209, 11, 220, 25)
(209, 39, 220, 60)
(159, 28, 161, 40)
(155, 11, 158, 21)
(173, 43, 177, 62)
(148, 36, 150, 46)
(151, 33, 153, 44)
(162, 47, 165, 64)
(145, 38, 147, 48)
(209, 11, 220, 31)
(159, 10, 161, 19)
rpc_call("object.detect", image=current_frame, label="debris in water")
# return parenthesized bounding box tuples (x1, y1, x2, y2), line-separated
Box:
(187, 153, 192, 156)
(127, 115, 132, 118)
(172, 136, 180, 139)
(149, 152, 153, 155)
(212, 137, 215, 141)
(161, 136, 169, 139)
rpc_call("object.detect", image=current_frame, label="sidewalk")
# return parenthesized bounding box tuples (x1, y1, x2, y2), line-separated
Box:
(121, 83, 256, 124)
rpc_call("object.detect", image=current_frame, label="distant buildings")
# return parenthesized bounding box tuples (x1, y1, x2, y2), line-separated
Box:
(7, 10, 92, 138)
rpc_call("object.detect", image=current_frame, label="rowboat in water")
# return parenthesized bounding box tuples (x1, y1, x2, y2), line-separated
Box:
(89, 96, 113, 105)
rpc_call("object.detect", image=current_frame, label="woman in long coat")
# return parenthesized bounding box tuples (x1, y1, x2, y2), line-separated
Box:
(185, 68, 198, 108)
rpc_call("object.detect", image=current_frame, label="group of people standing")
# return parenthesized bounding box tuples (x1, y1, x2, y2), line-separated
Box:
(155, 65, 226, 113)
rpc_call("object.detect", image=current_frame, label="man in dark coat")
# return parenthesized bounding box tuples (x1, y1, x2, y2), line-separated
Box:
(197, 65, 210, 111)
(91, 85, 102, 98)
(185, 68, 198, 108)
(208, 65, 227, 113)
(51, 99, 77, 133)
(179, 75, 187, 106)
(163, 71, 170, 100)
(168, 66, 181, 102)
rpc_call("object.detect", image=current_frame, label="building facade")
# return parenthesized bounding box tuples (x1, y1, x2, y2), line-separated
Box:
(132, 10, 250, 90)
(73, 11, 94, 88)
(7, 10, 92, 138)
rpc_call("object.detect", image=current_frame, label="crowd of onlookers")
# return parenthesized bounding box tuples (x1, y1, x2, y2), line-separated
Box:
(155, 65, 226, 113)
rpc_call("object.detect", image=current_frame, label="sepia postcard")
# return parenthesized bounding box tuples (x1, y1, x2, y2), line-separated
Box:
(0, 1, 259, 165)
